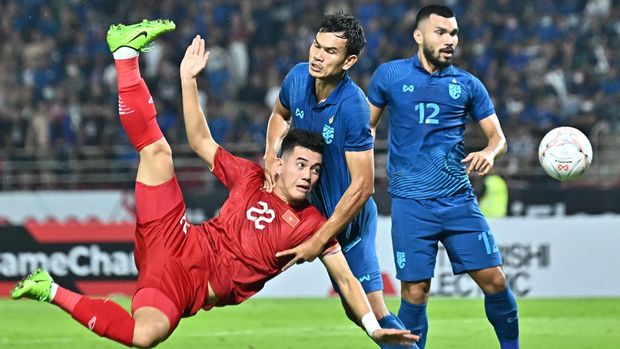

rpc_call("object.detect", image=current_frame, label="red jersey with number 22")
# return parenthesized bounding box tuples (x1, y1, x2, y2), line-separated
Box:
(201, 147, 340, 307)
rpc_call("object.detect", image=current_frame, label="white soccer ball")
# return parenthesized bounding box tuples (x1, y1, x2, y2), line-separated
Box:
(538, 126, 593, 181)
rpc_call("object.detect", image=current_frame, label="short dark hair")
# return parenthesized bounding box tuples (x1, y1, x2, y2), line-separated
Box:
(280, 129, 325, 157)
(318, 10, 366, 56)
(414, 4, 455, 29)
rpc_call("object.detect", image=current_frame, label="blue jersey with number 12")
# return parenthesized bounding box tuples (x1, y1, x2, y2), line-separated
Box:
(279, 63, 374, 249)
(368, 55, 495, 199)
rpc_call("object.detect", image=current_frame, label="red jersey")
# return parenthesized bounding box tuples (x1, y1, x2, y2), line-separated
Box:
(201, 147, 340, 306)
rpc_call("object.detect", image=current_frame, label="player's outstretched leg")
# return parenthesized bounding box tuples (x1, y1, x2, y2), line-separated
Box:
(11, 269, 136, 347)
(107, 19, 175, 152)
(107, 19, 177, 186)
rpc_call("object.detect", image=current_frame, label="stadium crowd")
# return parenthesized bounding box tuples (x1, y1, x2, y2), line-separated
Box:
(0, 0, 618, 189)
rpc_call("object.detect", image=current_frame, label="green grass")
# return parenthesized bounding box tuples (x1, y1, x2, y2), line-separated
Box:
(2, 297, 619, 348)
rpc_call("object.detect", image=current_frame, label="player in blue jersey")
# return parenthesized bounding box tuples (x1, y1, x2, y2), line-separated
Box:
(263, 11, 412, 348)
(368, 4, 519, 349)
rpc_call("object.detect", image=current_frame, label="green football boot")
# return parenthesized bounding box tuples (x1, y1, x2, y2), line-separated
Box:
(10, 268, 53, 302)
(106, 19, 176, 53)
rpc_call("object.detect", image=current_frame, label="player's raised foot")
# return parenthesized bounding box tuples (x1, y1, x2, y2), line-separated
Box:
(10, 268, 53, 302)
(106, 19, 176, 53)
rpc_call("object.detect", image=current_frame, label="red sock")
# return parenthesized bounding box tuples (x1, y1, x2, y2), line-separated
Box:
(115, 58, 163, 151)
(70, 297, 135, 347)
(52, 285, 82, 313)
(115, 57, 141, 89)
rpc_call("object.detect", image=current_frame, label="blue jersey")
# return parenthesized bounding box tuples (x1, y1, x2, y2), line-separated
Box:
(368, 55, 495, 199)
(279, 63, 375, 249)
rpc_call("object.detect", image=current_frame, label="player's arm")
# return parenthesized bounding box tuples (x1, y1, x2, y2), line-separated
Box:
(462, 114, 507, 176)
(180, 35, 219, 170)
(312, 149, 374, 245)
(276, 149, 374, 271)
(263, 98, 292, 192)
(320, 251, 418, 346)
(369, 102, 385, 140)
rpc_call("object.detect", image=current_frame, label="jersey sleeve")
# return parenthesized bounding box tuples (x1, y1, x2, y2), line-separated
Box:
(279, 64, 306, 111)
(278, 72, 292, 110)
(468, 76, 496, 122)
(211, 147, 263, 190)
(367, 63, 390, 108)
(321, 238, 341, 256)
(343, 94, 373, 152)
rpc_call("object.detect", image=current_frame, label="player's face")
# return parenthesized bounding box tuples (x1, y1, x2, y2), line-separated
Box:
(308, 31, 357, 80)
(276, 146, 322, 204)
(414, 14, 459, 70)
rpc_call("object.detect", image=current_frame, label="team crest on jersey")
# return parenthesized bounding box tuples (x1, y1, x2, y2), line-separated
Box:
(396, 251, 406, 269)
(295, 108, 304, 119)
(449, 79, 461, 100)
(322, 124, 334, 144)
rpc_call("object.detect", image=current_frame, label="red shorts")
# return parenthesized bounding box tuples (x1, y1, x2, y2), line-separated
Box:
(131, 177, 212, 331)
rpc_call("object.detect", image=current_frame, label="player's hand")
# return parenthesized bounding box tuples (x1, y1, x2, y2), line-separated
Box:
(180, 35, 209, 80)
(461, 149, 495, 176)
(275, 234, 324, 271)
(262, 154, 279, 193)
(371, 328, 419, 347)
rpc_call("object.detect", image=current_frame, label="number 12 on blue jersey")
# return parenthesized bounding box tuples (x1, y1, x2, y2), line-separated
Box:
(415, 102, 440, 124)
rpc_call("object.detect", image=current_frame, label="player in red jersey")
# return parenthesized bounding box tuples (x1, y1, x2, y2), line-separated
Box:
(10, 20, 418, 348)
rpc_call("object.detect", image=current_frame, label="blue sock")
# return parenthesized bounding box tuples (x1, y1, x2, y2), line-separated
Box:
(485, 286, 519, 349)
(398, 299, 428, 349)
(376, 313, 419, 349)
(378, 312, 406, 330)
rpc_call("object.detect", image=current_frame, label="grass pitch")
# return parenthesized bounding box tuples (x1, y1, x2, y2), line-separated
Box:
(2, 297, 619, 348)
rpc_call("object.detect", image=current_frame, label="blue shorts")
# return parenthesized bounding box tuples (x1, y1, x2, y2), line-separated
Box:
(332, 199, 383, 294)
(391, 190, 502, 282)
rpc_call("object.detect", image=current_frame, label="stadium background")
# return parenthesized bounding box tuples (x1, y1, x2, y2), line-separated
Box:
(1, 0, 619, 348)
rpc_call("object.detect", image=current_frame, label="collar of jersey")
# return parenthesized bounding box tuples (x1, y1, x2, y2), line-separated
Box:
(309, 71, 351, 108)
(265, 188, 309, 212)
(412, 54, 454, 77)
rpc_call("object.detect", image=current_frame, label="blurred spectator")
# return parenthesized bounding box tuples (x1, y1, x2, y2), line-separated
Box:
(0, 0, 619, 189)
(24, 102, 49, 154)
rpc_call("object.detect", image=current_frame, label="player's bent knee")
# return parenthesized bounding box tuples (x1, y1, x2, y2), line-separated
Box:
(132, 307, 171, 348)
(137, 139, 175, 185)
(401, 280, 431, 304)
(473, 267, 508, 294)
(132, 319, 169, 348)
(485, 273, 507, 294)
(140, 139, 172, 159)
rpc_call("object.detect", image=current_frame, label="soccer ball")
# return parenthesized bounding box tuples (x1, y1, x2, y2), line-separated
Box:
(538, 126, 593, 181)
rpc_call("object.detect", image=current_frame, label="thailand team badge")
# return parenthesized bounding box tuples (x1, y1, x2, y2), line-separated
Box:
(322, 124, 334, 144)
(449, 79, 461, 100)
(396, 251, 406, 269)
